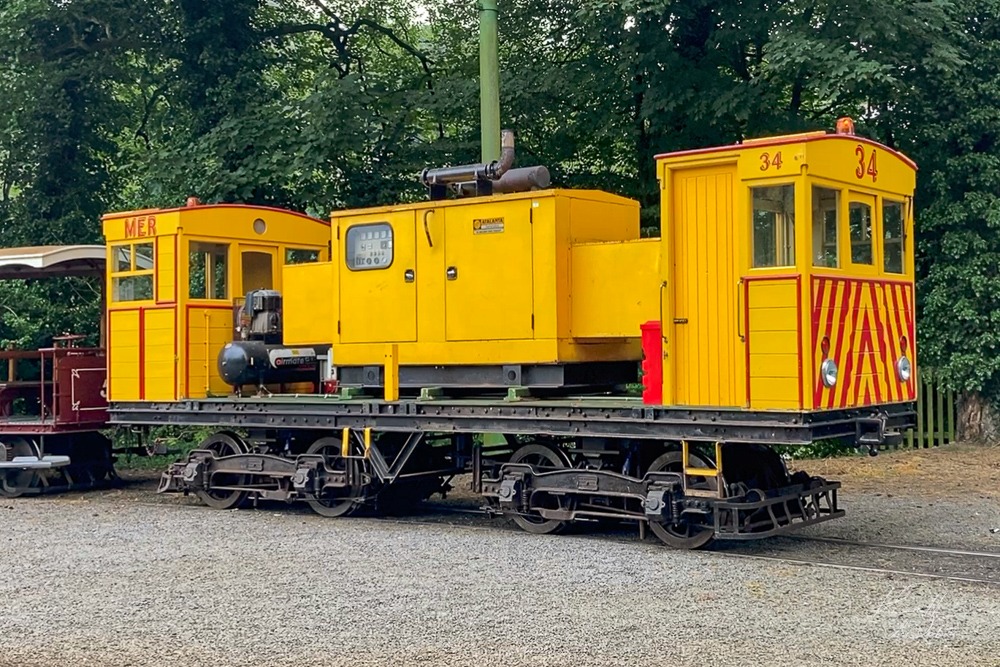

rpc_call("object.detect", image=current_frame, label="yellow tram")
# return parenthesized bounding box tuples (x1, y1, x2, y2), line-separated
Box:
(104, 120, 918, 548)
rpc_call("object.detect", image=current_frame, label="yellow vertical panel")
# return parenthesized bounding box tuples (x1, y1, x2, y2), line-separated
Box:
(338, 211, 417, 343)
(552, 196, 572, 340)
(444, 200, 534, 342)
(673, 177, 690, 401)
(531, 197, 558, 341)
(414, 208, 446, 344)
(659, 167, 676, 407)
(569, 240, 659, 338)
(567, 196, 639, 242)
(156, 235, 177, 303)
(283, 262, 335, 346)
(747, 280, 800, 409)
(143, 308, 176, 401)
(186, 307, 235, 398)
(706, 174, 720, 405)
(108, 310, 140, 401)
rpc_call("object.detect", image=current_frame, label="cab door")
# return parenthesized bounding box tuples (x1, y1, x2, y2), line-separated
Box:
(670, 165, 742, 407)
(339, 211, 417, 343)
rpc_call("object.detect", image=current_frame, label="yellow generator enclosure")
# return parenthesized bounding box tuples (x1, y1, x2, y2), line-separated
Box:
(103, 203, 330, 401)
(656, 127, 917, 411)
(282, 189, 660, 388)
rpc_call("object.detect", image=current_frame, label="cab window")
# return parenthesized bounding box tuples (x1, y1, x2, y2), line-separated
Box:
(111, 242, 154, 302)
(811, 186, 839, 268)
(883, 200, 906, 274)
(751, 185, 795, 268)
(285, 248, 320, 265)
(849, 201, 874, 265)
(189, 241, 229, 300)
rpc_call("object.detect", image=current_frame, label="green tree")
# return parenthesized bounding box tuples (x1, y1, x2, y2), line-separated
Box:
(899, 2, 1000, 438)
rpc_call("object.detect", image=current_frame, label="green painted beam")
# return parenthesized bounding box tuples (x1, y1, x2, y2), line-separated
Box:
(479, 0, 501, 162)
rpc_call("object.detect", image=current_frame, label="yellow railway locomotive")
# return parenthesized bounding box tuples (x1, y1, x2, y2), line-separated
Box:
(106, 120, 917, 548)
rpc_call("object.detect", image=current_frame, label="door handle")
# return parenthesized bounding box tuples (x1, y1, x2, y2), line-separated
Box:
(446, 266, 458, 280)
(404, 269, 415, 283)
(423, 210, 434, 248)
(673, 318, 688, 324)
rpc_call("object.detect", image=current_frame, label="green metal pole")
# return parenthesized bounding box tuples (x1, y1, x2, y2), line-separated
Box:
(479, 0, 501, 162)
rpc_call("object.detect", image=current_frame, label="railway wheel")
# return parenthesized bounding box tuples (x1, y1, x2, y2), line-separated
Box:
(305, 437, 365, 518)
(0, 437, 41, 498)
(646, 450, 716, 550)
(195, 431, 250, 510)
(508, 443, 574, 535)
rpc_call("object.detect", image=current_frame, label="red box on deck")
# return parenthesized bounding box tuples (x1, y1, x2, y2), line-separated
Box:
(640, 321, 662, 405)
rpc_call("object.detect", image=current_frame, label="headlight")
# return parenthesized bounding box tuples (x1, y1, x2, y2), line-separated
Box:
(821, 359, 838, 388)
(896, 356, 912, 382)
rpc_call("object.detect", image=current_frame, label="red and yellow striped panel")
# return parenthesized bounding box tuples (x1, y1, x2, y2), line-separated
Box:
(811, 276, 915, 409)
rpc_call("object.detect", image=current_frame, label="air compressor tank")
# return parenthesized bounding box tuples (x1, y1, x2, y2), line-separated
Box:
(218, 342, 325, 389)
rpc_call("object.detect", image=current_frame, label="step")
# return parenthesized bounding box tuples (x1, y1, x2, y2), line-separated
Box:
(0, 455, 71, 470)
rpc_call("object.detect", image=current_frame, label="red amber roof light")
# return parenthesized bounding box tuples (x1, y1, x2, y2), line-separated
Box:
(836, 117, 856, 135)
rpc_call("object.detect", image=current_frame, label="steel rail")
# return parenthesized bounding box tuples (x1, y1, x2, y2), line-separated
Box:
(784, 534, 1000, 560)
(717, 551, 1000, 586)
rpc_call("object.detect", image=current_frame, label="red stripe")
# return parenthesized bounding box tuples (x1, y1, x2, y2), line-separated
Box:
(106, 314, 112, 400)
(888, 284, 910, 399)
(743, 279, 751, 406)
(856, 310, 881, 404)
(138, 308, 146, 401)
(173, 235, 179, 304)
(837, 282, 865, 409)
(183, 306, 188, 399)
(810, 277, 826, 353)
(796, 276, 803, 408)
(868, 282, 895, 403)
(827, 281, 853, 408)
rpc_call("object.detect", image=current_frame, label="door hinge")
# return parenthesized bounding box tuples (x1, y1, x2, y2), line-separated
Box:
(336, 226, 340, 240)
(337, 321, 341, 335)
(531, 314, 535, 330)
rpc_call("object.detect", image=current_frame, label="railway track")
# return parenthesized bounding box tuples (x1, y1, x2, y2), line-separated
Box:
(115, 490, 1000, 586)
(414, 501, 1000, 586)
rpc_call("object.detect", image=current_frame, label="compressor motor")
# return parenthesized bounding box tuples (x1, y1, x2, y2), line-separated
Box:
(219, 289, 328, 393)
(236, 289, 282, 344)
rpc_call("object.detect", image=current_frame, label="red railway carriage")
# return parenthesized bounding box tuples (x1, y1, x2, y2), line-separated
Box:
(0, 246, 113, 497)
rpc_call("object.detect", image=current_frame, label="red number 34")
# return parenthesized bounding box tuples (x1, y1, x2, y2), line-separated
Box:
(759, 151, 783, 171)
(855, 145, 878, 182)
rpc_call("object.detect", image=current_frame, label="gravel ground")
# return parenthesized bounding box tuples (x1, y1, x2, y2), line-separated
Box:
(2, 482, 999, 667)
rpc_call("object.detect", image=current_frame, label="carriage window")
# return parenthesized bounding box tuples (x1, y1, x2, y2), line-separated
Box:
(115, 246, 131, 272)
(189, 241, 229, 300)
(883, 200, 905, 273)
(812, 187, 839, 268)
(346, 223, 393, 270)
(849, 202, 873, 265)
(110, 242, 154, 302)
(751, 185, 795, 268)
(285, 248, 320, 265)
(113, 275, 153, 302)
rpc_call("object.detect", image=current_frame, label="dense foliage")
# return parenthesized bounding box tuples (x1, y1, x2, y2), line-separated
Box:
(0, 0, 997, 417)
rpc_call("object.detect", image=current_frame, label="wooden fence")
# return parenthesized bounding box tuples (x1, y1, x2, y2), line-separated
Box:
(903, 370, 957, 448)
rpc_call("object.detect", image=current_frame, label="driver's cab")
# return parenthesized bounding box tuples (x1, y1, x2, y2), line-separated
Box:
(656, 119, 916, 412)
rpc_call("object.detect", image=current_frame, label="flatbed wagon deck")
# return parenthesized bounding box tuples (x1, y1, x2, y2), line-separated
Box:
(110, 395, 914, 447)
